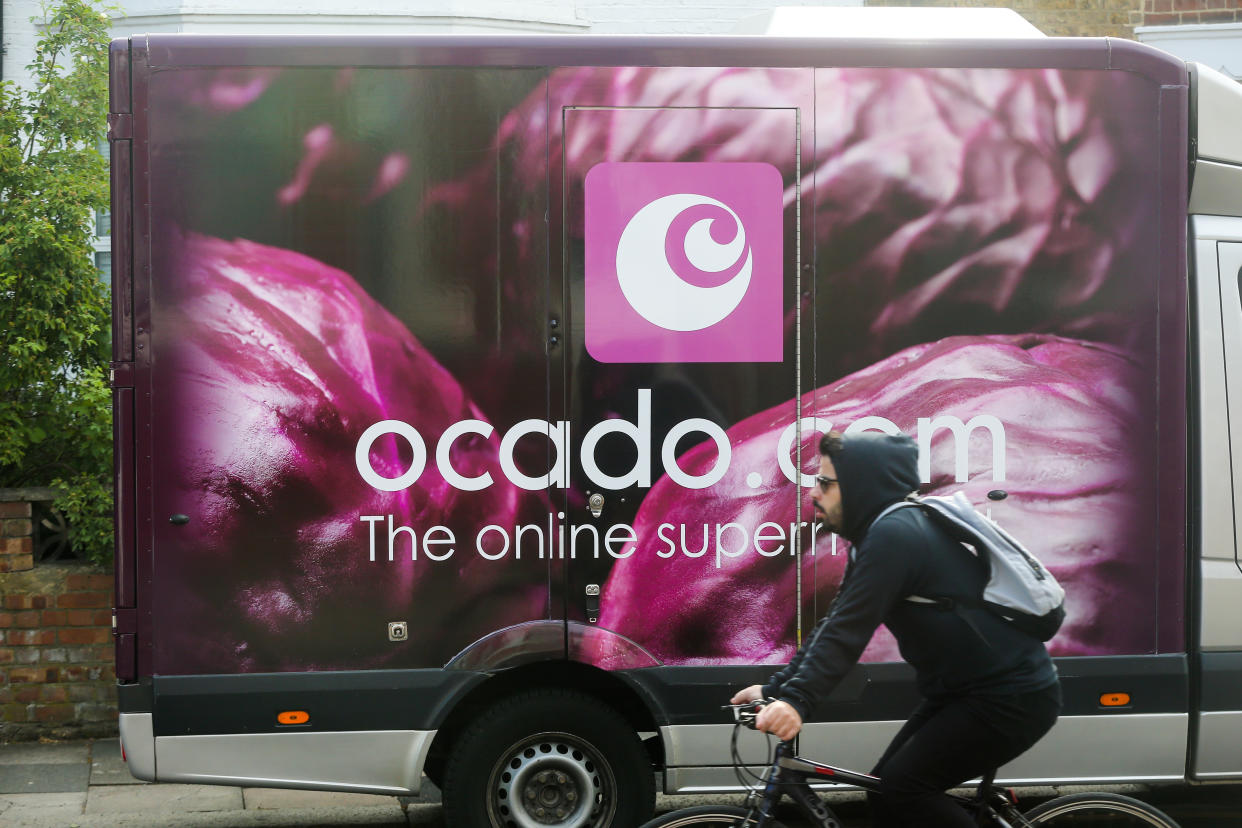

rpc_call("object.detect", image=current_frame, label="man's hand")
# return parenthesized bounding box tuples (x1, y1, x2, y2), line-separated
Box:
(755, 700, 803, 741)
(730, 685, 764, 705)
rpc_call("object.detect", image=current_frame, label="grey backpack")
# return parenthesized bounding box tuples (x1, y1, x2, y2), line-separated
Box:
(876, 492, 1066, 641)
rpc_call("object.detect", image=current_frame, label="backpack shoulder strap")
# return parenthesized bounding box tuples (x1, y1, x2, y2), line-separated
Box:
(900, 494, 988, 607)
(871, 496, 919, 527)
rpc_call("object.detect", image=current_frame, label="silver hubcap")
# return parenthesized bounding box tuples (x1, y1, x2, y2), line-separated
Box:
(488, 733, 614, 828)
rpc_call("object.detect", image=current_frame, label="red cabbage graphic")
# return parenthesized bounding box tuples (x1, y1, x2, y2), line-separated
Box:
(427, 66, 1154, 386)
(153, 233, 550, 673)
(179, 68, 283, 112)
(160, 64, 1158, 414)
(594, 334, 1156, 665)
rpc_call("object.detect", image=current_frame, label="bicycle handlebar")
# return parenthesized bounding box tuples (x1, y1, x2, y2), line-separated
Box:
(722, 700, 771, 729)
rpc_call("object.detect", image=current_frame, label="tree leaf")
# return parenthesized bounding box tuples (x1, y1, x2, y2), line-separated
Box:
(0, 0, 114, 565)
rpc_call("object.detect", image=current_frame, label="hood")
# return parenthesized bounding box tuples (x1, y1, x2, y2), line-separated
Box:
(828, 431, 920, 543)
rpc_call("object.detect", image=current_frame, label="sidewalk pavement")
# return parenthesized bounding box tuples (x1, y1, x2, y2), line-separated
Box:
(0, 738, 446, 827)
(0, 739, 744, 828)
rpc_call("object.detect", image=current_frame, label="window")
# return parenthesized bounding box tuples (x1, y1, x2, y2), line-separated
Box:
(95, 251, 112, 283)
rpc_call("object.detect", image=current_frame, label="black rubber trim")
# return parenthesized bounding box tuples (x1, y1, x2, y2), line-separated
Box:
(1055, 654, 1188, 715)
(148, 655, 1191, 736)
(1200, 651, 1242, 711)
(117, 678, 154, 713)
(152, 669, 486, 736)
(621, 654, 1190, 725)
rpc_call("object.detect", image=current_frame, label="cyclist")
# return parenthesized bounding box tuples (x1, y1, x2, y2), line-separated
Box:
(731, 430, 1061, 828)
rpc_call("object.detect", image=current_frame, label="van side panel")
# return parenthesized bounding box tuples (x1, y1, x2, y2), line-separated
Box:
(113, 34, 1198, 793)
(137, 59, 1186, 669)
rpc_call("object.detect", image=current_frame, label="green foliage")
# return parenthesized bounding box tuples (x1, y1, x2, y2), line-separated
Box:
(0, 0, 116, 565)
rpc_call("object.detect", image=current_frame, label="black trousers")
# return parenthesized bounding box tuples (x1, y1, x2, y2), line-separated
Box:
(867, 683, 1062, 827)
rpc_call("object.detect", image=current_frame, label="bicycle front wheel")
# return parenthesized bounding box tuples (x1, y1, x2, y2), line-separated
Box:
(1020, 792, 1180, 827)
(639, 804, 789, 828)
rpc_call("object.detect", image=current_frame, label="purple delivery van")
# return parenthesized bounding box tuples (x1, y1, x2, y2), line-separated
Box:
(107, 29, 1242, 828)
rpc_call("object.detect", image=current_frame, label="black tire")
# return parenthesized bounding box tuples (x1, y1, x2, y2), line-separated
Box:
(1020, 792, 1180, 827)
(441, 688, 655, 828)
(640, 805, 787, 828)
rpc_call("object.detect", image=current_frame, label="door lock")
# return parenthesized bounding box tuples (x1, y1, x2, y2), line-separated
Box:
(588, 493, 604, 518)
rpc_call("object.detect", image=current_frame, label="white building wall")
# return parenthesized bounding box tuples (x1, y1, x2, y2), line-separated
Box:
(107, 0, 586, 36)
(572, 0, 856, 33)
(2, 1, 45, 90)
(10, 0, 1242, 89)
(4, 0, 864, 91)
(1137, 22, 1242, 80)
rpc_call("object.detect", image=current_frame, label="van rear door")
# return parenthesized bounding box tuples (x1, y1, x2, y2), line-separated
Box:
(1195, 228, 1242, 779)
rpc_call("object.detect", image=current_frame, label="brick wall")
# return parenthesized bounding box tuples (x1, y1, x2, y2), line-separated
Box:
(862, 0, 1146, 38)
(0, 564, 117, 740)
(0, 502, 35, 574)
(1141, 0, 1242, 26)
(862, 0, 1242, 39)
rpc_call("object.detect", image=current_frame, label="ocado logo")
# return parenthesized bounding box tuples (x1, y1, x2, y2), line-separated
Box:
(583, 161, 784, 364)
(616, 194, 752, 332)
(355, 389, 1009, 495)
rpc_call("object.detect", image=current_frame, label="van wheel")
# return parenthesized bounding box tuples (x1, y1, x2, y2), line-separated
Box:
(442, 689, 654, 828)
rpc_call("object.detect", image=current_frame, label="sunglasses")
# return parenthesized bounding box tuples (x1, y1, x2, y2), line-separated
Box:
(814, 474, 838, 492)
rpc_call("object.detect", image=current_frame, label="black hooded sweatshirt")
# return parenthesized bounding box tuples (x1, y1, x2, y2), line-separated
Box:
(762, 432, 1057, 720)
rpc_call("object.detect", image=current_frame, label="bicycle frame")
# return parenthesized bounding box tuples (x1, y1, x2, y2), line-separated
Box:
(738, 735, 1026, 827)
(678, 704, 1178, 828)
(647, 719, 1178, 828)
(742, 740, 868, 827)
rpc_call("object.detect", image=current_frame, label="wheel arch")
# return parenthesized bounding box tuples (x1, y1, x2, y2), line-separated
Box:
(424, 659, 666, 787)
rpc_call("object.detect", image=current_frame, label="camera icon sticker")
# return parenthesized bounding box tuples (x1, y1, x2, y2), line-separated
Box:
(584, 162, 784, 363)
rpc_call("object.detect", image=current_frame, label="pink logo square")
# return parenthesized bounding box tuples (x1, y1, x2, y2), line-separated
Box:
(584, 162, 784, 363)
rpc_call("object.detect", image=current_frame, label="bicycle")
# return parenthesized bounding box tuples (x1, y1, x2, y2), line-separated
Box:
(640, 701, 1180, 828)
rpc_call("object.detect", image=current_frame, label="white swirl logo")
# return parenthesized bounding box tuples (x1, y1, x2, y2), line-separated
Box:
(615, 194, 753, 332)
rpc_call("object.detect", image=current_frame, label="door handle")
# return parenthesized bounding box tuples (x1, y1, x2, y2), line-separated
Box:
(588, 493, 604, 519)
(585, 584, 601, 624)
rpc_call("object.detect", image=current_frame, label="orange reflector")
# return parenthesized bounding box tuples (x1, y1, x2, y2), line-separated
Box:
(1100, 693, 1131, 707)
(277, 710, 310, 725)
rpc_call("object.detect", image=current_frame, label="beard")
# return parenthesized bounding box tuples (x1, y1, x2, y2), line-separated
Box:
(815, 506, 843, 536)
